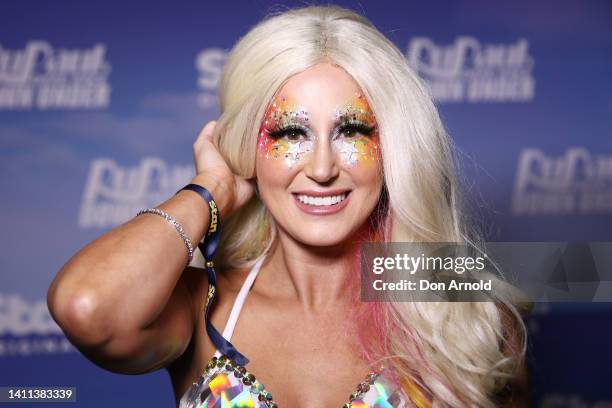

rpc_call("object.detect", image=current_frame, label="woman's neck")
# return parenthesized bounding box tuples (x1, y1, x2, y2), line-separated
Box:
(256, 226, 364, 312)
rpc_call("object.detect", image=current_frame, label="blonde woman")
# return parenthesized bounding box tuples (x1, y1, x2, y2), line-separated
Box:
(48, 5, 529, 407)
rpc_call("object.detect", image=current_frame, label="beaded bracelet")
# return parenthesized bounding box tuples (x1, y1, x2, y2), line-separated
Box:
(136, 208, 194, 263)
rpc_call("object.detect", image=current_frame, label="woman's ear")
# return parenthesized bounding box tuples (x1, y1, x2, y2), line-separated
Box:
(252, 177, 260, 197)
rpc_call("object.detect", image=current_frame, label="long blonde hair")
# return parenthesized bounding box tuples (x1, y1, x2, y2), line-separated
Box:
(207, 5, 528, 407)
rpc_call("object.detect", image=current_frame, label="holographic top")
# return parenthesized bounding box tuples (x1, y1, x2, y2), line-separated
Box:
(178, 256, 414, 408)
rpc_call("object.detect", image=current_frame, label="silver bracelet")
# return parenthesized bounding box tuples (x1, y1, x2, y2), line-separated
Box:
(136, 208, 194, 264)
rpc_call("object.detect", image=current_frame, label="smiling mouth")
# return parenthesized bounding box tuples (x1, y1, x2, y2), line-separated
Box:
(294, 191, 350, 206)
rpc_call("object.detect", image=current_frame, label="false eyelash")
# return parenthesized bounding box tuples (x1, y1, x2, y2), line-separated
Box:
(267, 124, 309, 140)
(266, 121, 376, 140)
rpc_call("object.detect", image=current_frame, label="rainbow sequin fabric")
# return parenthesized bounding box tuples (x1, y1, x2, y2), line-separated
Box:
(179, 354, 412, 408)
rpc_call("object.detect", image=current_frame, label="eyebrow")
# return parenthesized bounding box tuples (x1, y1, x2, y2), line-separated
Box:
(333, 105, 377, 126)
(265, 106, 376, 129)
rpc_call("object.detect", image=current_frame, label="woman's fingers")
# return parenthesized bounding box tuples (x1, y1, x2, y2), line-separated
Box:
(194, 120, 216, 150)
(191, 120, 256, 216)
(193, 120, 229, 175)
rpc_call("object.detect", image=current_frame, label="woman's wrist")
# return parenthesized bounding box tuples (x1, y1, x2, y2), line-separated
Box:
(188, 173, 234, 218)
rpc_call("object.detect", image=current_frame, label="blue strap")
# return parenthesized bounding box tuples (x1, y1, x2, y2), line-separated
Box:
(178, 183, 249, 366)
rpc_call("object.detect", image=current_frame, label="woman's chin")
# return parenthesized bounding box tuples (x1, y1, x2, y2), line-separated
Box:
(287, 226, 355, 248)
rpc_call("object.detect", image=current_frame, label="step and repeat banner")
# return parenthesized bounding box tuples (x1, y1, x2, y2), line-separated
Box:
(1, 1, 611, 406)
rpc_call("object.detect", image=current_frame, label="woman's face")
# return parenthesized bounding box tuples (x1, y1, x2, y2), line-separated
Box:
(255, 62, 383, 247)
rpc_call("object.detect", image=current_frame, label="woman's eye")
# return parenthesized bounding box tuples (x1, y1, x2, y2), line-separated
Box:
(342, 128, 359, 138)
(285, 130, 305, 141)
(339, 124, 374, 138)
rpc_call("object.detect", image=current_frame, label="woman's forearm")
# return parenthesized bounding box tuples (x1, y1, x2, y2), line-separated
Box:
(47, 175, 225, 348)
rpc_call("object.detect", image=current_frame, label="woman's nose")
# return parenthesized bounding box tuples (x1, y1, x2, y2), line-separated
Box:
(303, 137, 339, 183)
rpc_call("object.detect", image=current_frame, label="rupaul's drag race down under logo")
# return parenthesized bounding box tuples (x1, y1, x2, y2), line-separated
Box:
(0, 41, 111, 110)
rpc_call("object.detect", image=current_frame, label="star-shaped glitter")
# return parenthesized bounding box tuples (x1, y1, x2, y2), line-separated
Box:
(286, 141, 301, 156)
(281, 142, 299, 168)
(336, 140, 360, 166)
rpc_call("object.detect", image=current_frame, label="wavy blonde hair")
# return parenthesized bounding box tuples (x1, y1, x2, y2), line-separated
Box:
(205, 4, 529, 407)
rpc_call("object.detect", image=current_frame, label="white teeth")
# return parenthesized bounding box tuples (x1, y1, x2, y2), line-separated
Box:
(296, 192, 348, 206)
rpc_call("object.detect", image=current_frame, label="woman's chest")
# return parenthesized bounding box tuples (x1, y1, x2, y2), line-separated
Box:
(176, 271, 391, 406)
(232, 296, 377, 403)
(184, 297, 378, 406)
(181, 351, 388, 408)
(238, 353, 373, 407)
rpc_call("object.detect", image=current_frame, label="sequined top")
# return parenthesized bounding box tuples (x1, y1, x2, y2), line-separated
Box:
(178, 256, 415, 408)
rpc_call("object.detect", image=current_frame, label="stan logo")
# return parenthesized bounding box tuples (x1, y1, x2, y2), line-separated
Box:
(512, 147, 612, 215)
(205, 283, 215, 309)
(406, 36, 535, 103)
(208, 201, 218, 234)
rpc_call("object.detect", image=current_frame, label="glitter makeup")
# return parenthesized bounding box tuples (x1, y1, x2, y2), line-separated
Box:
(257, 95, 314, 169)
(257, 92, 380, 169)
(331, 92, 380, 168)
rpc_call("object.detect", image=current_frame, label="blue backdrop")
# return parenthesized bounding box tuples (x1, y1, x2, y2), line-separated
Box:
(1, 1, 611, 406)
